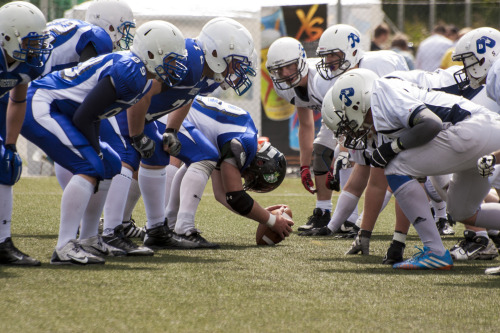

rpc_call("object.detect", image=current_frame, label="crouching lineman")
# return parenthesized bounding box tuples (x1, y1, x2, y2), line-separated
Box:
(20, 21, 188, 264)
(0, 2, 53, 266)
(323, 68, 500, 270)
(157, 96, 293, 248)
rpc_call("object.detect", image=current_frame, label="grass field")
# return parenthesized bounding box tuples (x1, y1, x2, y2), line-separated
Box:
(2, 176, 500, 332)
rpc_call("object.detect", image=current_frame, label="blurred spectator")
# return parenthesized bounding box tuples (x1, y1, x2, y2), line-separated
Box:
(415, 24, 454, 71)
(440, 27, 473, 69)
(390, 33, 415, 70)
(371, 23, 390, 51)
(445, 24, 460, 43)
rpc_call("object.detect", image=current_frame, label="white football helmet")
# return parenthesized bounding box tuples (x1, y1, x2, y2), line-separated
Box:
(85, 0, 135, 50)
(452, 27, 500, 89)
(316, 24, 364, 80)
(197, 17, 256, 96)
(130, 20, 188, 87)
(266, 37, 308, 90)
(0, 1, 52, 67)
(326, 68, 379, 149)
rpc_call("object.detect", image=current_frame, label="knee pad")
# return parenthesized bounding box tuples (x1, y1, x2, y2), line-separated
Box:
(190, 160, 216, 178)
(312, 143, 334, 176)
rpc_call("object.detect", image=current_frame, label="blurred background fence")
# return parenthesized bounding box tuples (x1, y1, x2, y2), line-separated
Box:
(9, 0, 500, 176)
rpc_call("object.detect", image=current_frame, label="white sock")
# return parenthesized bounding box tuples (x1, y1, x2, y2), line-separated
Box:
(0, 184, 13, 242)
(316, 200, 332, 212)
(476, 230, 488, 238)
(164, 164, 179, 207)
(393, 179, 445, 256)
(327, 191, 359, 232)
(166, 165, 188, 230)
(57, 175, 94, 249)
(430, 199, 447, 221)
(339, 167, 358, 222)
(475, 203, 500, 230)
(123, 178, 141, 221)
(174, 165, 210, 235)
(54, 162, 73, 190)
(79, 179, 111, 239)
(139, 167, 167, 228)
(104, 167, 133, 232)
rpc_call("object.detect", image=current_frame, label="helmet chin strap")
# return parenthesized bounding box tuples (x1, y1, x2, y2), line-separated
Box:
(213, 72, 224, 83)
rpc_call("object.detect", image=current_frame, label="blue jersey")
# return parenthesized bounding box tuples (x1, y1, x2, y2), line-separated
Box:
(182, 96, 258, 171)
(41, 19, 113, 77)
(30, 51, 151, 119)
(144, 38, 219, 123)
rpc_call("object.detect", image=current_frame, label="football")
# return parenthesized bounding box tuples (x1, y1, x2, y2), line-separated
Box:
(256, 206, 293, 246)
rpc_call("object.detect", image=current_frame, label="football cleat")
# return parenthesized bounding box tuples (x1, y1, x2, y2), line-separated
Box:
(0, 237, 41, 266)
(102, 225, 154, 256)
(123, 218, 146, 239)
(382, 240, 406, 265)
(143, 222, 199, 250)
(297, 208, 330, 231)
(450, 231, 498, 260)
(79, 235, 127, 257)
(345, 233, 370, 255)
(393, 246, 453, 270)
(487, 232, 500, 251)
(436, 218, 455, 236)
(485, 265, 500, 275)
(177, 230, 220, 249)
(50, 239, 105, 265)
(298, 226, 333, 237)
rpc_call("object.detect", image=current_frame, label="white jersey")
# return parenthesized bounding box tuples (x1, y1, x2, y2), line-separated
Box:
(486, 59, 500, 106)
(313, 50, 409, 100)
(273, 58, 323, 112)
(371, 77, 493, 139)
(388, 66, 500, 113)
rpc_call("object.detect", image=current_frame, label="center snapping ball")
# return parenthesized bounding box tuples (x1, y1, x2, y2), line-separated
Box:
(256, 206, 293, 246)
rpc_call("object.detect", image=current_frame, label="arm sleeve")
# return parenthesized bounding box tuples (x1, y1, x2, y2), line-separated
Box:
(78, 43, 99, 63)
(72, 76, 117, 153)
(398, 107, 443, 149)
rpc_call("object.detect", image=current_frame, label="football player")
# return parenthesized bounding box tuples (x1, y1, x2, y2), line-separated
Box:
(324, 68, 500, 270)
(98, 17, 257, 251)
(298, 24, 409, 259)
(265, 36, 353, 232)
(0, 2, 52, 266)
(158, 96, 292, 248)
(20, 20, 187, 264)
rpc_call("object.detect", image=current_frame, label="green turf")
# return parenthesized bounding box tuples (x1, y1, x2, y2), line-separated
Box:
(2, 177, 500, 332)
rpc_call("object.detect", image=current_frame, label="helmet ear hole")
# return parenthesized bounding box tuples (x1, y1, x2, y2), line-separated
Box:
(147, 51, 154, 60)
(212, 49, 218, 58)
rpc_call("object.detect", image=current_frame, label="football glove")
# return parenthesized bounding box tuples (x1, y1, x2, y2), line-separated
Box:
(300, 166, 316, 194)
(370, 140, 402, 168)
(162, 128, 181, 157)
(0, 144, 22, 185)
(130, 133, 155, 158)
(477, 154, 496, 177)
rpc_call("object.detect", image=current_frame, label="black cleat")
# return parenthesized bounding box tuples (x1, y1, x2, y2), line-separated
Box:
(382, 240, 406, 265)
(436, 218, 455, 235)
(0, 238, 41, 266)
(298, 226, 333, 237)
(297, 208, 331, 231)
(177, 230, 220, 249)
(102, 225, 154, 256)
(143, 222, 199, 250)
(123, 218, 145, 239)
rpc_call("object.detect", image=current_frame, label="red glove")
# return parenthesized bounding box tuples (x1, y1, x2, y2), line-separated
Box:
(300, 166, 316, 194)
(325, 168, 340, 191)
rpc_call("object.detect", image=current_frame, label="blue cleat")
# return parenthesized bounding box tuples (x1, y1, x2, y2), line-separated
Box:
(393, 246, 453, 270)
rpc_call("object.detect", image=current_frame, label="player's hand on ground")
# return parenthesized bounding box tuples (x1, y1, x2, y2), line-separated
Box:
(300, 166, 316, 194)
(162, 128, 181, 156)
(130, 133, 155, 158)
(298, 226, 333, 237)
(477, 154, 496, 177)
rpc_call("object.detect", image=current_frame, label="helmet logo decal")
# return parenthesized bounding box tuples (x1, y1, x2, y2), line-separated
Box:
(339, 88, 354, 106)
(263, 172, 280, 184)
(347, 33, 360, 48)
(476, 36, 496, 54)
